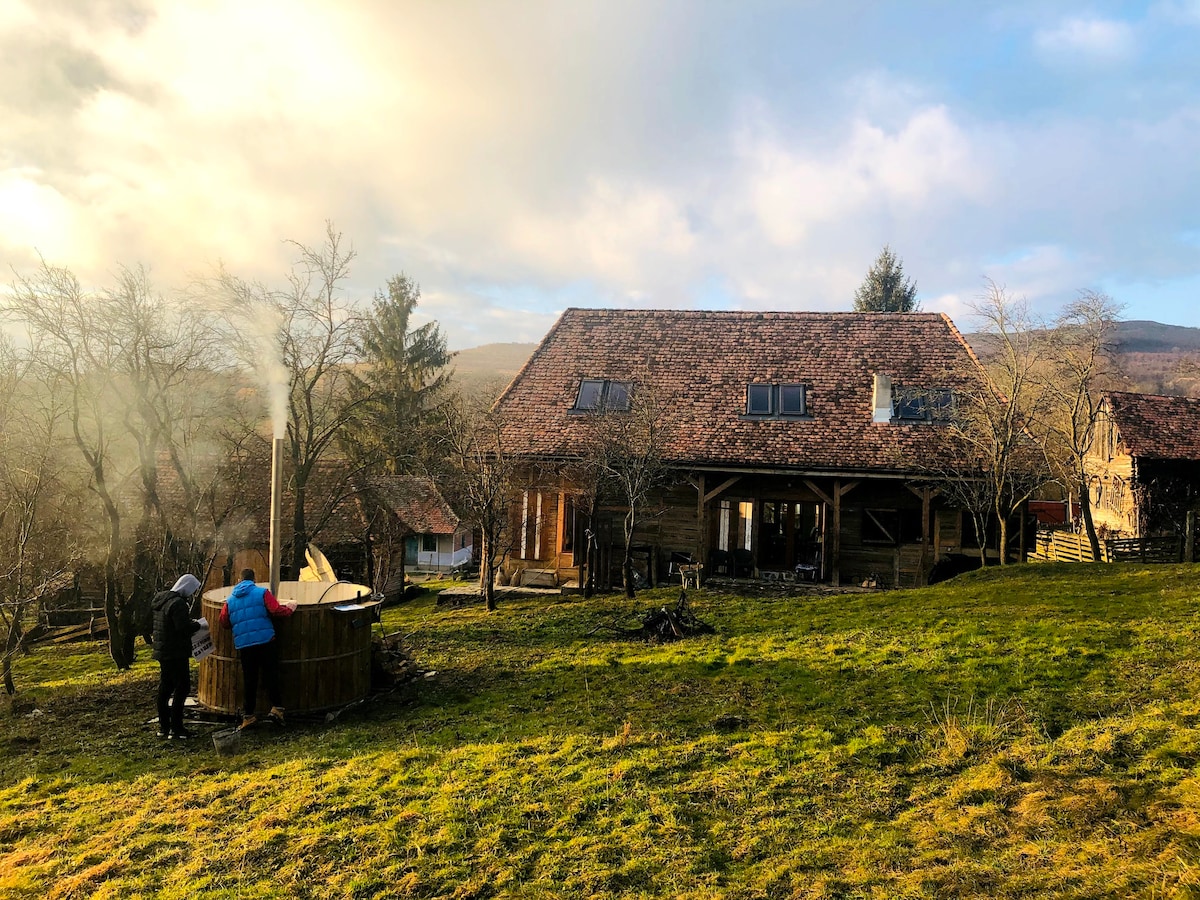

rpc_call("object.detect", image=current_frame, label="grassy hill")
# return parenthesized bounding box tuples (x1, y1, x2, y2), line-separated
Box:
(5, 565, 1200, 897)
(448, 342, 538, 402)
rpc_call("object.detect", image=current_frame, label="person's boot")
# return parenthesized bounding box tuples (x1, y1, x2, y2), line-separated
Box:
(171, 728, 194, 740)
(267, 706, 285, 726)
(239, 713, 258, 730)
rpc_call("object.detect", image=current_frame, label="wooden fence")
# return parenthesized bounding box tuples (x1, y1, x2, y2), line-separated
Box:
(1030, 530, 1189, 564)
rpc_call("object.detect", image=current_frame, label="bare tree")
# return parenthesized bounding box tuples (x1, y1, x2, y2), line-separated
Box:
(1039, 291, 1125, 559)
(575, 382, 677, 596)
(4, 261, 231, 668)
(208, 223, 373, 575)
(438, 392, 517, 611)
(0, 340, 81, 693)
(937, 281, 1051, 565)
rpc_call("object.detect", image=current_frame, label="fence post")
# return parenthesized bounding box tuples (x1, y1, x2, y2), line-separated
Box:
(1187, 511, 1196, 564)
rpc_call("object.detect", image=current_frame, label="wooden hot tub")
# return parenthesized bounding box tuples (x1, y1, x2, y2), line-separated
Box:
(198, 581, 380, 715)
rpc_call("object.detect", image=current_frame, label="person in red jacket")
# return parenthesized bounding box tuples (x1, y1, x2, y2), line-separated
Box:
(219, 569, 296, 729)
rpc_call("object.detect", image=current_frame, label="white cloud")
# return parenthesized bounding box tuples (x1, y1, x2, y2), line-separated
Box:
(1, 1, 1198, 348)
(1034, 16, 1137, 63)
(738, 105, 987, 248)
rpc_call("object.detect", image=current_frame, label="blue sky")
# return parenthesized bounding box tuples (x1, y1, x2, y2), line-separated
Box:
(2, 1, 1199, 348)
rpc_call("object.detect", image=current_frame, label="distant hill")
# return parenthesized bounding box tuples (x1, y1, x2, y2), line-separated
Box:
(447, 321, 1200, 401)
(1109, 320, 1200, 354)
(447, 342, 538, 401)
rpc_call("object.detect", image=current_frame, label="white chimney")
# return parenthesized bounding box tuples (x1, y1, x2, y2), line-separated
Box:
(872, 374, 893, 424)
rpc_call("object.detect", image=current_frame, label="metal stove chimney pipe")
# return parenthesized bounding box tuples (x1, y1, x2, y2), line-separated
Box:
(268, 436, 284, 598)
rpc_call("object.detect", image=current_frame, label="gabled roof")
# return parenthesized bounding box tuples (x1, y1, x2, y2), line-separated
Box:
(362, 475, 462, 535)
(1104, 391, 1200, 461)
(163, 453, 462, 548)
(495, 308, 985, 474)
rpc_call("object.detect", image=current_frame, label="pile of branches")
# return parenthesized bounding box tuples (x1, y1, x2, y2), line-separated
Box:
(590, 589, 715, 643)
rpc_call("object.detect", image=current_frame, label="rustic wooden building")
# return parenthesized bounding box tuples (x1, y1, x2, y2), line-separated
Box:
(493, 309, 997, 590)
(220, 464, 470, 591)
(1086, 391, 1200, 539)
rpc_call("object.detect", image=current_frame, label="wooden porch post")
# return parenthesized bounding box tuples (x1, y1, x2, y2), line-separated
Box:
(921, 486, 932, 585)
(832, 479, 842, 587)
(696, 473, 707, 567)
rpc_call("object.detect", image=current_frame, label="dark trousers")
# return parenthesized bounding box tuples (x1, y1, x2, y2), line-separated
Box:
(156, 657, 191, 733)
(240, 640, 281, 715)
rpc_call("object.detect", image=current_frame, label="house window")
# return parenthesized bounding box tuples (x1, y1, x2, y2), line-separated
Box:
(573, 379, 631, 411)
(747, 384, 772, 415)
(718, 500, 731, 552)
(737, 501, 754, 551)
(421, 533, 437, 552)
(893, 387, 953, 423)
(561, 496, 577, 553)
(744, 383, 810, 418)
(780, 383, 806, 416)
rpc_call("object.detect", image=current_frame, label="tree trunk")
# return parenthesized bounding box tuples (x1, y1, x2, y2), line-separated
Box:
(1077, 475, 1102, 561)
(3, 616, 23, 695)
(622, 510, 636, 599)
(972, 514, 988, 567)
(583, 528, 596, 598)
(480, 529, 496, 611)
(105, 565, 132, 670)
(997, 516, 1010, 566)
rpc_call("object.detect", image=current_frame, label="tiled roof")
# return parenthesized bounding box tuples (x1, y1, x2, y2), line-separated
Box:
(161, 454, 461, 547)
(494, 308, 985, 474)
(363, 475, 461, 535)
(1105, 391, 1200, 461)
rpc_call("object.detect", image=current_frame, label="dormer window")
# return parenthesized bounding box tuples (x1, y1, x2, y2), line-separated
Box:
(744, 383, 810, 419)
(573, 379, 631, 412)
(893, 387, 953, 423)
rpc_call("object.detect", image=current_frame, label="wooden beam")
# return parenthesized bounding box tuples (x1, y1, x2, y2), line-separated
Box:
(696, 474, 708, 566)
(906, 483, 942, 501)
(703, 476, 741, 505)
(803, 479, 834, 507)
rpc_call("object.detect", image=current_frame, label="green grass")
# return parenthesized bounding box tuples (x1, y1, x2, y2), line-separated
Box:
(4, 563, 1200, 897)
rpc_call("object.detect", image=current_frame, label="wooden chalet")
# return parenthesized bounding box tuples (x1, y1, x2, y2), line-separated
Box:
(1086, 391, 1200, 539)
(493, 308, 996, 590)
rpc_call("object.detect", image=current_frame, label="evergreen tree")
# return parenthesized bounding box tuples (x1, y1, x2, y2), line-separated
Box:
(853, 245, 919, 312)
(349, 274, 452, 473)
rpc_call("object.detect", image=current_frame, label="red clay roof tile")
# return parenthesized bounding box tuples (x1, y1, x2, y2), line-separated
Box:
(1105, 391, 1200, 461)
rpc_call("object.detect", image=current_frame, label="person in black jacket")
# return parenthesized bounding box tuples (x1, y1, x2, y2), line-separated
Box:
(152, 574, 203, 740)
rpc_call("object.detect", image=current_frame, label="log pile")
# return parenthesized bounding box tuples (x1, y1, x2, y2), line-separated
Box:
(370, 630, 422, 688)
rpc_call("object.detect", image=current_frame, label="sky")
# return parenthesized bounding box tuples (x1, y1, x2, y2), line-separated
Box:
(2, 1, 1199, 350)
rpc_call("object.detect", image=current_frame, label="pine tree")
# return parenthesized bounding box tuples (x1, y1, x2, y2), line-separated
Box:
(349, 274, 452, 473)
(853, 245, 919, 312)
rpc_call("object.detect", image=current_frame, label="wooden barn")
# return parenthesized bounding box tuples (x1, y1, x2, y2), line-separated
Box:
(492, 309, 1000, 590)
(1086, 390, 1200, 540)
